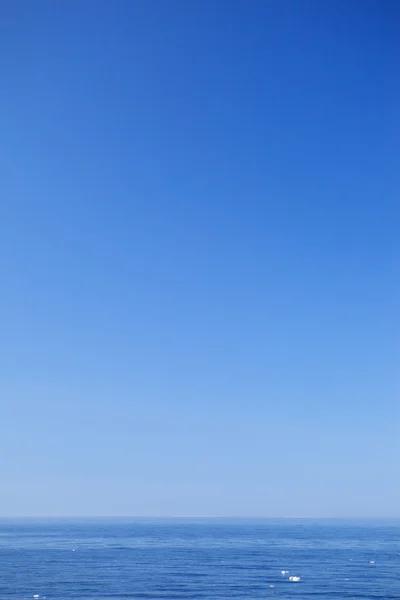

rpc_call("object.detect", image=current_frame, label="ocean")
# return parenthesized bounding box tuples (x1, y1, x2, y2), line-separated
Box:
(0, 519, 399, 599)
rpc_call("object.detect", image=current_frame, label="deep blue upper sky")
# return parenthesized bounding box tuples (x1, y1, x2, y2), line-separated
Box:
(0, 0, 398, 517)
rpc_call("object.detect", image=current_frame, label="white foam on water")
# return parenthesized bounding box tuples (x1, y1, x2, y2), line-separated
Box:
(370, 560, 375, 564)
(281, 570, 289, 575)
(288, 576, 301, 582)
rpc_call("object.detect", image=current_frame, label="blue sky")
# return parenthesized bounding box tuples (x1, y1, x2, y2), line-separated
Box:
(1, 0, 398, 517)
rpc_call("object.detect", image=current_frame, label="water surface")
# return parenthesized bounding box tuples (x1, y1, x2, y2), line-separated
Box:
(1, 518, 399, 599)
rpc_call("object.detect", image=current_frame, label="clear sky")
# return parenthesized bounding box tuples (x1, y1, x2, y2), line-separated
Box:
(0, 0, 398, 518)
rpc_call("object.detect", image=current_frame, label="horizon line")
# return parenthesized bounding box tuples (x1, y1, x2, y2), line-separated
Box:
(1, 515, 399, 520)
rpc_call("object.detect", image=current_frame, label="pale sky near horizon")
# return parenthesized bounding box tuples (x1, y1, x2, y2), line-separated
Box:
(1, 0, 399, 518)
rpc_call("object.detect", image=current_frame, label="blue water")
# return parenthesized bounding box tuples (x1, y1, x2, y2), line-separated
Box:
(1, 519, 399, 599)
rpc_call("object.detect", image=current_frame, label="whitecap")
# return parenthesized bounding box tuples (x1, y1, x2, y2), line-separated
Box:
(289, 576, 301, 582)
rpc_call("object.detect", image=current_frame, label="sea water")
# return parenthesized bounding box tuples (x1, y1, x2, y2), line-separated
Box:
(0, 518, 399, 599)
